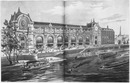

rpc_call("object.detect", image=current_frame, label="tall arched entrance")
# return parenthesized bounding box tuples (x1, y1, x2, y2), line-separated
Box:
(36, 36, 43, 49)
(57, 36, 63, 47)
(85, 37, 90, 45)
(71, 36, 76, 46)
(47, 36, 54, 47)
(78, 36, 83, 45)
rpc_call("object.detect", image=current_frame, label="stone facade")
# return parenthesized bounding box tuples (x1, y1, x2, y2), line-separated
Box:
(9, 8, 115, 52)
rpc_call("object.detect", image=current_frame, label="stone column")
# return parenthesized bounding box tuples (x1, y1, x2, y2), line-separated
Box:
(83, 37, 86, 47)
(68, 35, 71, 48)
(76, 36, 79, 47)
(28, 23, 34, 49)
(28, 34, 34, 49)
(43, 35, 47, 51)
(54, 35, 57, 49)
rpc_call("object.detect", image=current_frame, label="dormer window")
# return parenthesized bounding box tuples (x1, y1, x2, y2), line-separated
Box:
(49, 23, 52, 28)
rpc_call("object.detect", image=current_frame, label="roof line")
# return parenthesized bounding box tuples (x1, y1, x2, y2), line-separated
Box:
(33, 21, 86, 27)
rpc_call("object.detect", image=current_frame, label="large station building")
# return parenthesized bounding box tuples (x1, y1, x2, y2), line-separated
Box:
(8, 8, 115, 52)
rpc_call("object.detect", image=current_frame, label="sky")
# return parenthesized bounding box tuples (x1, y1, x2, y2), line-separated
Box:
(1, 0, 129, 35)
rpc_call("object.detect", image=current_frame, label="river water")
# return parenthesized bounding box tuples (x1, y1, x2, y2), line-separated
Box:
(63, 51, 129, 82)
(64, 62, 129, 82)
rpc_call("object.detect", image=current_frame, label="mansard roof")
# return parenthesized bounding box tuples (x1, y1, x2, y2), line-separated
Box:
(33, 21, 86, 29)
(101, 28, 114, 31)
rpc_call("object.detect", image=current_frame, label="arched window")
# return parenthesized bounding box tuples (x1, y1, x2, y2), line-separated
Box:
(118, 40, 121, 44)
(47, 36, 54, 47)
(95, 40, 97, 44)
(71, 36, 76, 45)
(85, 37, 90, 45)
(57, 36, 63, 47)
(78, 37, 83, 45)
(19, 34, 26, 49)
(36, 36, 43, 49)
(95, 36, 97, 39)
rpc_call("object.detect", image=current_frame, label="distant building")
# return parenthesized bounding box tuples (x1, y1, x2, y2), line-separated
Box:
(115, 26, 129, 44)
(7, 8, 115, 52)
(86, 21, 115, 45)
(101, 26, 115, 44)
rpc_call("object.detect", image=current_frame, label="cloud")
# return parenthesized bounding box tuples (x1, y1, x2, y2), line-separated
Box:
(101, 14, 122, 21)
(43, 1, 88, 16)
(89, 0, 109, 9)
(40, 0, 128, 35)
(102, 19, 126, 24)
(115, 19, 126, 22)
(43, 1, 108, 16)
(42, 1, 110, 24)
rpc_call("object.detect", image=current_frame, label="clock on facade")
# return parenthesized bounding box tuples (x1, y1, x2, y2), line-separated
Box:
(19, 15, 30, 29)
(94, 25, 98, 31)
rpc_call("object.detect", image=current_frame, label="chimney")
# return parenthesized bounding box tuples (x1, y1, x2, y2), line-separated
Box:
(119, 26, 121, 35)
(93, 18, 95, 23)
(107, 25, 109, 28)
(18, 7, 20, 12)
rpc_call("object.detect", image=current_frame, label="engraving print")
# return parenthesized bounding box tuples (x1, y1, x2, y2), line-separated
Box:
(1, 0, 129, 82)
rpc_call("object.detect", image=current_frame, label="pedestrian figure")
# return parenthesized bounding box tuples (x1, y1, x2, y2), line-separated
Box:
(33, 50, 38, 60)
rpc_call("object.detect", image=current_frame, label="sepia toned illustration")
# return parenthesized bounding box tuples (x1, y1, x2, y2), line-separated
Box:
(1, 0, 129, 82)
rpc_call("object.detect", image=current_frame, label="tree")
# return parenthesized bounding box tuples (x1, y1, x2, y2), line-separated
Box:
(1, 19, 21, 65)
